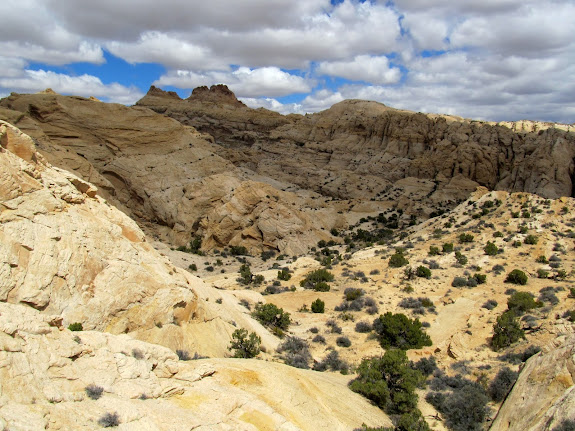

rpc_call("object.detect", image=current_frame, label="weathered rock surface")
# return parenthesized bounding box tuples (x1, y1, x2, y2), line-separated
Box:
(138, 86, 575, 201)
(0, 94, 340, 253)
(490, 335, 575, 431)
(0, 120, 280, 357)
(0, 301, 391, 430)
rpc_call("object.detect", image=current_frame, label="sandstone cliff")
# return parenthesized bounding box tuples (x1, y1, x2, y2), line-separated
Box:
(0, 120, 280, 357)
(0, 93, 341, 254)
(490, 335, 575, 430)
(138, 86, 575, 202)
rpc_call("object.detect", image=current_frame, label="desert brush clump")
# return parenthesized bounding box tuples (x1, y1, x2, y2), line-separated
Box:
(85, 384, 104, 400)
(505, 269, 528, 285)
(252, 303, 291, 336)
(313, 349, 349, 373)
(491, 311, 525, 351)
(488, 367, 518, 402)
(98, 412, 120, 428)
(277, 336, 311, 369)
(507, 291, 542, 314)
(388, 249, 409, 268)
(349, 349, 429, 430)
(311, 298, 325, 313)
(426, 373, 489, 431)
(229, 328, 261, 358)
(372, 312, 432, 350)
(300, 268, 334, 291)
(68, 322, 83, 331)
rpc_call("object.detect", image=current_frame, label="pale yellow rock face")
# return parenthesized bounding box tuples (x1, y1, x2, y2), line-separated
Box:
(0, 120, 279, 358)
(138, 88, 575, 203)
(0, 94, 341, 254)
(0, 302, 391, 431)
(490, 335, 575, 431)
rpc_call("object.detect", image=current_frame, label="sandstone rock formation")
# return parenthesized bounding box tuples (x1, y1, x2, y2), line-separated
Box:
(0, 301, 391, 430)
(490, 335, 575, 431)
(4, 86, 574, 254)
(138, 86, 575, 202)
(0, 120, 280, 357)
(0, 93, 340, 254)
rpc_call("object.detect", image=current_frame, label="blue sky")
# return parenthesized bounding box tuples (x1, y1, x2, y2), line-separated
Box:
(1, 0, 574, 123)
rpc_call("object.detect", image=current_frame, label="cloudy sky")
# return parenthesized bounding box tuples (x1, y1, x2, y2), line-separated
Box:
(1, 0, 574, 122)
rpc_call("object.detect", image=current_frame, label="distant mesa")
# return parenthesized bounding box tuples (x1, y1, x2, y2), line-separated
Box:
(146, 85, 182, 100)
(187, 84, 246, 107)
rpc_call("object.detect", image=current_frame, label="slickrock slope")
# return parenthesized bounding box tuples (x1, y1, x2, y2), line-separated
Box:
(0, 93, 340, 254)
(490, 335, 575, 430)
(0, 302, 391, 430)
(0, 120, 280, 357)
(138, 85, 575, 203)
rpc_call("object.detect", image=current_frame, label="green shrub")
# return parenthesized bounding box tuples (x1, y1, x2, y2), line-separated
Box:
(415, 266, 431, 279)
(484, 241, 499, 256)
(536, 255, 548, 264)
(230, 245, 248, 256)
(507, 291, 541, 313)
(505, 269, 528, 285)
(260, 250, 276, 261)
(252, 303, 291, 332)
(395, 410, 431, 431)
(68, 322, 83, 331)
(238, 264, 253, 285)
(458, 233, 474, 243)
(428, 246, 440, 256)
(189, 236, 202, 254)
(313, 281, 330, 292)
(524, 235, 538, 245)
(229, 328, 261, 358)
(442, 243, 454, 253)
(455, 251, 468, 265)
(349, 349, 425, 414)
(277, 268, 291, 281)
(473, 273, 487, 284)
(300, 268, 334, 291)
(311, 298, 325, 313)
(537, 269, 549, 278)
(492, 311, 525, 350)
(389, 250, 409, 268)
(188, 263, 197, 271)
(372, 313, 432, 350)
(345, 287, 365, 301)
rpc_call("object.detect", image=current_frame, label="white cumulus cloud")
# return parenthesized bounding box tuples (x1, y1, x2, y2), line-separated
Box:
(317, 55, 401, 85)
(0, 69, 143, 105)
(155, 67, 311, 98)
